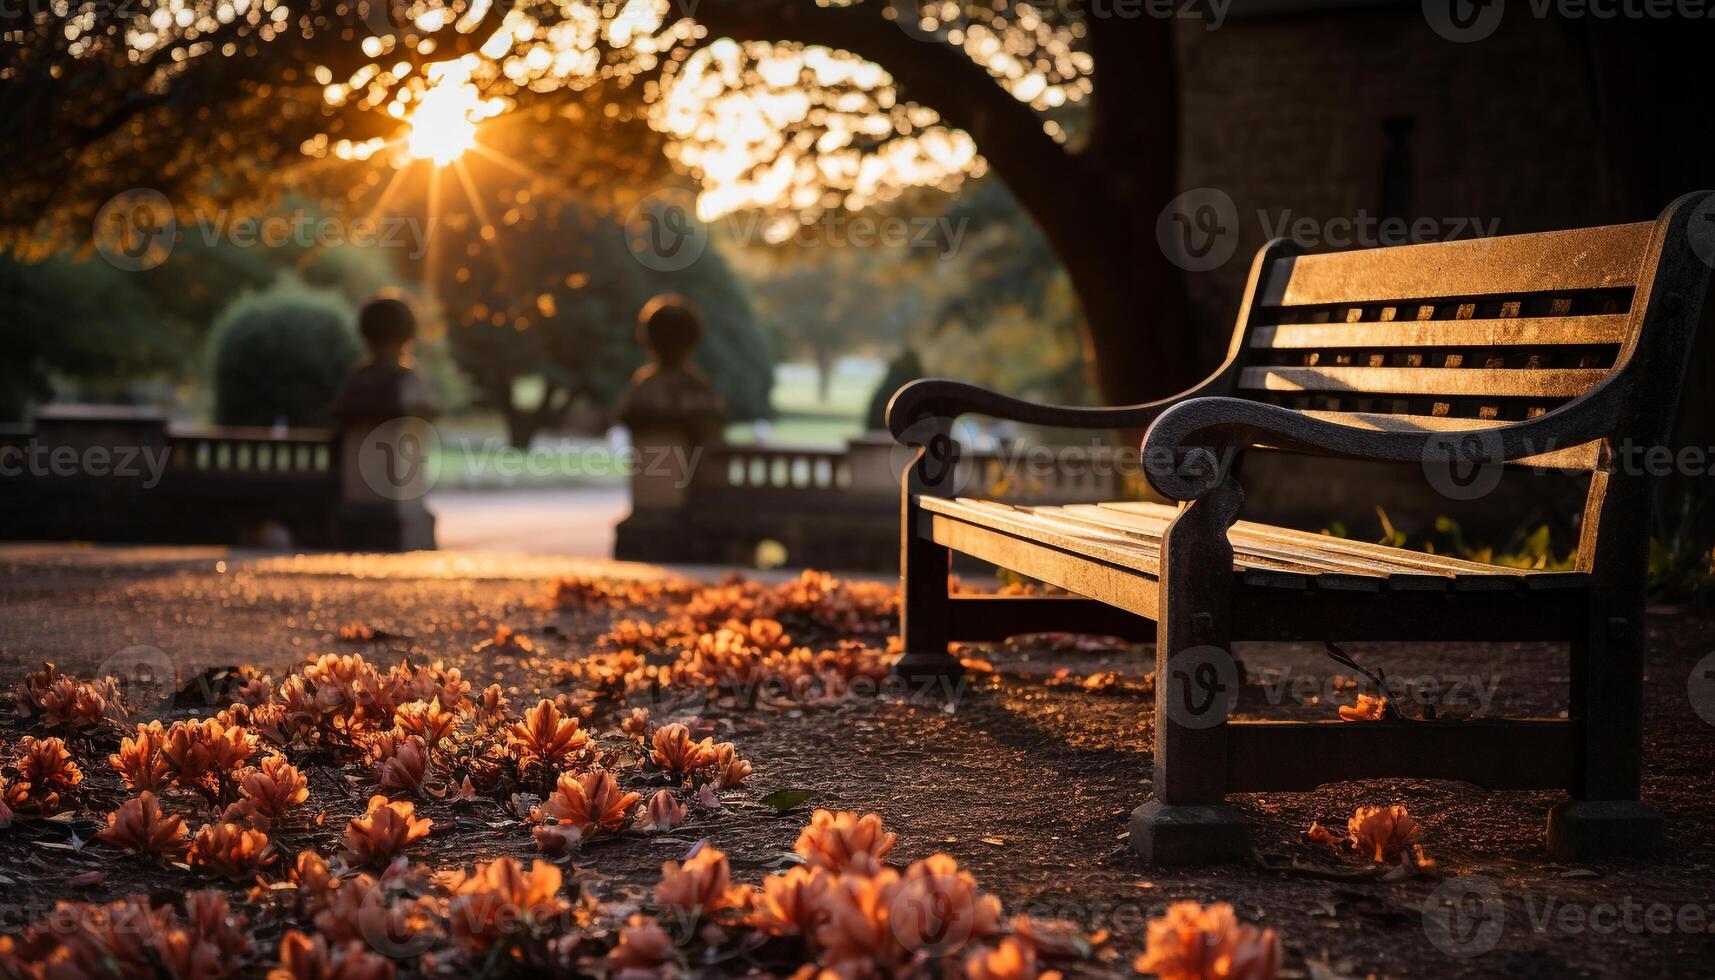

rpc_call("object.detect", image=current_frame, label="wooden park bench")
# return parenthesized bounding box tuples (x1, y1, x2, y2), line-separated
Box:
(885, 193, 1714, 865)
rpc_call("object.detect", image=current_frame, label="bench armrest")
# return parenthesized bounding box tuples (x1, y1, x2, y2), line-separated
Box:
(885, 378, 1200, 442)
(1141, 395, 1623, 501)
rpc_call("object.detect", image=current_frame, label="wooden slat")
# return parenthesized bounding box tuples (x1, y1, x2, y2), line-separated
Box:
(1257, 221, 1650, 307)
(921, 498, 1164, 576)
(1248, 314, 1630, 350)
(933, 497, 1357, 581)
(1224, 719, 1578, 792)
(1041, 505, 1431, 587)
(1295, 412, 1602, 471)
(1094, 501, 1530, 580)
(926, 496, 1565, 593)
(927, 515, 1160, 620)
(1239, 365, 1607, 398)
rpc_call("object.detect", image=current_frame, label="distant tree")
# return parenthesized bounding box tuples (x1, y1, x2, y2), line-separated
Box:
(209, 281, 363, 427)
(865, 348, 925, 433)
(439, 197, 771, 447)
(0, 253, 188, 420)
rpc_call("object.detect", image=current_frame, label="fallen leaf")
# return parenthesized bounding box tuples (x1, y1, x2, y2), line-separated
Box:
(758, 789, 813, 813)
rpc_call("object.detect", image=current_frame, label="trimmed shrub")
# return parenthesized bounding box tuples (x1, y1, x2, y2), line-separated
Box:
(209, 281, 362, 427)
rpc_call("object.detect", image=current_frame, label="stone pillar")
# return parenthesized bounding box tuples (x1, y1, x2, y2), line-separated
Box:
(613, 295, 726, 561)
(328, 295, 440, 552)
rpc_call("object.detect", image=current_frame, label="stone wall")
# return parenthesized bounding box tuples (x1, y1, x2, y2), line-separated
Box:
(1178, 10, 1608, 354)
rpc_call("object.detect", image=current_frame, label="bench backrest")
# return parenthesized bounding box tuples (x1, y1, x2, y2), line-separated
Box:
(1219, 193, 1714, 569)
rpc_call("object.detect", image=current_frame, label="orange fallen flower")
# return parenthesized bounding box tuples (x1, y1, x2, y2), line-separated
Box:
(893, 854, 1003, 954)
(375, 735, 431, 796)
(507, 699, 590, 770)
(1135, 901, 1279, 980)
(539, 768, 640, 835)
(1337, 694, 1388, 722)
(966, 937, 1063, 980)
(605, 915, 682, 979)
(1347, 804, 1421, 863)
(269, 930, 396, 980)
(749, 864, 831, 938)
(98, 792, 190, 860)
(240, 755, 311, 819)
(1303, 821, 1343, 852)
(794, 809, 897, 872)
(654, 845, 752, 917)
(638, 789, 686, 833)
(710, 743, 752, 789)
(649, 723, 715, 779)
(110, 721, 170, 792)
(189, 821, 274, 879)
(446, 857, 569, 953)
(343, 796, 431, 867)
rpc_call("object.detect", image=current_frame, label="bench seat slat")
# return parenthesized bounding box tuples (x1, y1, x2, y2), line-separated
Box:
(1041, 505, 1445, 587)
(922, 496, 1576, 592)
(1239, 365, 1607, 398)
(1249, 314, 1629, 351)
(1093, 500, 1531, 579)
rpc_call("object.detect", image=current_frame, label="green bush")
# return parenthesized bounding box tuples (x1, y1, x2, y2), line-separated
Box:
(209, 281, 362, 427)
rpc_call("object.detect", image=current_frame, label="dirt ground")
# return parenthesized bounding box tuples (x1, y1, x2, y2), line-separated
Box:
(2, 545, 1713, 978)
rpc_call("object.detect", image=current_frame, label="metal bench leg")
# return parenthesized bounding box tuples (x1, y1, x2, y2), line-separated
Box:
(1131, 480, 1250, 865)
(892, 436, 963, 690)
(1547, 611, 1663, 859)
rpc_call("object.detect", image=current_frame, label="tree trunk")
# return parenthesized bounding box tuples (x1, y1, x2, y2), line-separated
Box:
(695, 2, 1193, 408)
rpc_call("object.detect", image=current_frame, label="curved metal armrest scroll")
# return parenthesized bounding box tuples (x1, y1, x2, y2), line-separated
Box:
(1141, 393, 1624, 501)
(884, 378, 1189, 443)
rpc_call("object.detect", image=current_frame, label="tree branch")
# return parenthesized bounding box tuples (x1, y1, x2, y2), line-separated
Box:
(690, 0, 1086, 223)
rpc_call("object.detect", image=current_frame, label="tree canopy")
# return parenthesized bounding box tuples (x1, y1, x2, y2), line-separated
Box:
(4, 0, 1192, 404)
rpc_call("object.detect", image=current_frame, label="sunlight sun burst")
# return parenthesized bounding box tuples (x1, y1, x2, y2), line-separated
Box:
(406, 78, 482, 165)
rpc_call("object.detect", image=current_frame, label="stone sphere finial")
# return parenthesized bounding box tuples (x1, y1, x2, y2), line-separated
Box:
(637, 293, 703, 368)
(358, 291, 417, 363)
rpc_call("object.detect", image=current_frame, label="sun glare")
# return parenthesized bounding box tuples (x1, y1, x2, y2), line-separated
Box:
(406, 75, 482, 165)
